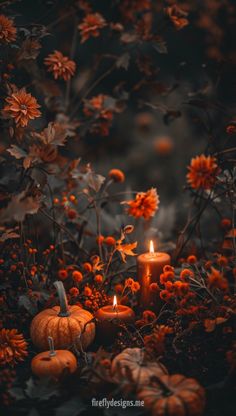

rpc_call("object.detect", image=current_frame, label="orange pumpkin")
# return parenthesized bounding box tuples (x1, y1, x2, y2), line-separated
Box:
(31, 337, 77, 379)
(111, 348, 167, 386)
(137, 374, 206, 416)
(30, 281, 95, 350)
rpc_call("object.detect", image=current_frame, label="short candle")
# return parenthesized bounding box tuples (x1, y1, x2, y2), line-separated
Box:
(137, 240, 171, 310)
(95, 296, 135, 344)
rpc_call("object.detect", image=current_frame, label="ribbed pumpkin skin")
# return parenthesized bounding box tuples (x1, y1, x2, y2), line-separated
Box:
(30, 305, 95, 350)
(31, 349, 77, 379)
(111, 348, 167, 386)
(137, 374, 206, 416)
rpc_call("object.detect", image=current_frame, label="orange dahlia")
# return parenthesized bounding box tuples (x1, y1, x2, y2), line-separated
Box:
(0, 14, 17, 43)
(187, 154, 220, 190)
(44, 50, 76, 81)
(124, 188, 159, 220)
(0, 329, 28, 366)
(3, 89, 41, 127)
(78, 13, 106, 43)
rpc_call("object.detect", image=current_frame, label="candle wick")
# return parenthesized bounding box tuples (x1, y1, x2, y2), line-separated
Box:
(113, 304, 118, 313)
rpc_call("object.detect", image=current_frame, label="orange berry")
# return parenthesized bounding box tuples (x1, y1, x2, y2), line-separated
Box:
(54, 198, 60, 204)
(94, 274, 103, 283)
(187, 255, 197, 264)
(58, 269, 68, 280)
(84, 286, 92, 297)
(108, 168, 125, 183)
(84, 300, 92, 308)
(180, 269, 194, 280)
(104, 236, 116, 246)
(69, 287, 79, 297)
(163, 265, 174, 273)
(149, 283, 159, 292)
(96, 235, 104, 245)
(72, 270, 83, 282)
(82, 262, 92, 272)
(69, 195, 76, 202)
(67, 209, 77, 219)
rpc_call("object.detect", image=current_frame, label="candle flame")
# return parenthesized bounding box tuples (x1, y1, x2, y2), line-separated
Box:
(149, 240, 155, 253)
(113, 295, 117, 309)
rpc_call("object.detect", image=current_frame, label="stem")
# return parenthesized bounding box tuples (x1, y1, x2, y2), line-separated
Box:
(48, 336, 56, 357)
(54, 281, 70, 317)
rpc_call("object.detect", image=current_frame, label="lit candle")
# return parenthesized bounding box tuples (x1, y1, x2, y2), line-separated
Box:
(95, 296, 135, 344)
(137, 240, 171, 310)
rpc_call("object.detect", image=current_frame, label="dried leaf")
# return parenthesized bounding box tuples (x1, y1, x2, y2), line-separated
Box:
(7, 145, 27, 160)
(0, 191, 41, 223)
(116, 241, 137, 262)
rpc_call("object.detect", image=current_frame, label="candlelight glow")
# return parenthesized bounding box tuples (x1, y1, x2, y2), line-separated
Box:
(113, 295, 117, 308)
(149, 240, 155, 253)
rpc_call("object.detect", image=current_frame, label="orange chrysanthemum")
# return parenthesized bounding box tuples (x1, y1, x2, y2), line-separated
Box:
(3, 89, 41, 127)
(187, 154, 220, 190)
(78, 13, 106, 43)
(0, 329, 28, 366)
(44, 50, 76, 81)
(124, 188, 159, 220)
(0, 15, 17, 43)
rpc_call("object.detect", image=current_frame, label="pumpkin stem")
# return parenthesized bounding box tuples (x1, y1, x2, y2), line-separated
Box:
(48, 336, 56, 357)
(54, 281, 70, 317)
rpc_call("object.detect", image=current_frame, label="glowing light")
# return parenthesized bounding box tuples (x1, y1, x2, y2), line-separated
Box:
(149, 240, 155, 253)
(113, 295, 118, 309)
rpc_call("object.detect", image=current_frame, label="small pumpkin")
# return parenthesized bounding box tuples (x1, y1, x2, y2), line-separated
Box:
(137, 374, 206, 416)
(111, 347, 167, 386)
(30, 281, 95, 350)
(31, 337, 77, 379)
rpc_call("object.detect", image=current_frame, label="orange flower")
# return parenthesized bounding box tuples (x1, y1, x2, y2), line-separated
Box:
(108, 169, 125, 183)
(131, 281, 140, 292)
(3, 89, 41, 127)
(0, 15, 16, 43)
(84, 94, 113, 120)
(124, 188, 159, 220)
(69, 287, 79, 297)
(0, 329, 27, 366)
(180, 268, 194, 280)
(165, 5, 189, 30)
(94, 274, 103, 283)
(187, 155, 220, 190)
(72, 270, 83, 282)
(125, 277, 134, 287)
(84, 286, 92, 297)
(187, 255, 197, 264)
(83, 262, 93, 272)
(208, 267, 228, 291)
(104, 236, 116, 246)
(44, 50, 76, 81)
(78, 13, 106, 43)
